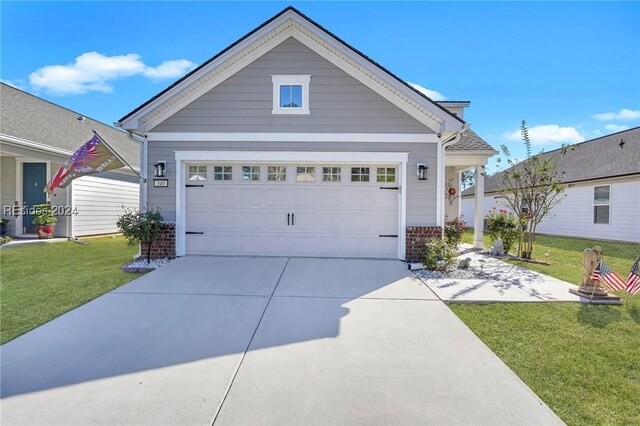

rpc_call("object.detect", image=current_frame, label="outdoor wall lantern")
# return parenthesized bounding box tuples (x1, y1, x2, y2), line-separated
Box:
(153, 161, 166, 178)
(417, 163, 429, 180)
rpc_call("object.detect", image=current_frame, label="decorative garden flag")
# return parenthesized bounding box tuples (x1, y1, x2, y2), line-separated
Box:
(626, 258, 640, 295)
(45, 134, 125, 195)
(592, 260, 626, 292)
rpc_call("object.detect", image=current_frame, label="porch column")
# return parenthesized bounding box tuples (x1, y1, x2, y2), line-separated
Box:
(473, 164, 484, 248)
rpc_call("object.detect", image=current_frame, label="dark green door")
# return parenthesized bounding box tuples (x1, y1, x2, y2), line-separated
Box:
(23, 163, 47, 234)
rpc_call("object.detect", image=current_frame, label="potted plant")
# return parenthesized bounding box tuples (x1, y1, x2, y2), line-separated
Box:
(32, 203, 57, 239)
(0, 218, 8, 236)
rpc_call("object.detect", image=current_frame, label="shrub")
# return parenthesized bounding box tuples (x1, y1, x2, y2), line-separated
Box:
(117, 208, 164, 263)
(0, 236, 11, 246)
(423, 238, 457, 271)
(485, 207, 520, 254)
(444, 216, 466, 249)
(32, 203, 57, 225)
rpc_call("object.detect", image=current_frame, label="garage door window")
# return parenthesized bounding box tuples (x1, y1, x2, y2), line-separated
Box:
(242, 166, 261, 182)
(377, 167, 396, 183)
(188, 166, 207, 181)
(351, 167, 370, 182)
(296, 166, 316, 182)
(322, 167, 341, 182)
(267, 166, 287, 182)
(213, 166, 233, 181)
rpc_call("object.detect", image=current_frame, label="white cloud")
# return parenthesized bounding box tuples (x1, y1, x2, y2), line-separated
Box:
(408, 82, 446, 101)
(503, 124, 585, 146)
(593, 108, 640, 121)
(603, 124, 629, 132)
(29, 52, 196, 95)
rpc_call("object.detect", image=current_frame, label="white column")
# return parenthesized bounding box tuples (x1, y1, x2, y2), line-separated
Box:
(473, 164, 484, 248)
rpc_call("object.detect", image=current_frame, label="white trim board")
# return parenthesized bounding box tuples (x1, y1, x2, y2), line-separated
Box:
(149, 132, 439, 143)
(174, 150, 408, 259)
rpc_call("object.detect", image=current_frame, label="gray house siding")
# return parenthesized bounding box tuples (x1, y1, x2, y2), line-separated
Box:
(146, 140, 438, 226)
(153, 37, 431, 134)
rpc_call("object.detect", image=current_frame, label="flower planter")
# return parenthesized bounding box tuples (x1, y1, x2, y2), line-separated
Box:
(36, 225, 55, 239)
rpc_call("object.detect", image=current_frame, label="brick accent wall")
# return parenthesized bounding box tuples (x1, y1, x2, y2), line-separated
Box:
(405, 226, 442, 262)
(140, 223, 176, 260)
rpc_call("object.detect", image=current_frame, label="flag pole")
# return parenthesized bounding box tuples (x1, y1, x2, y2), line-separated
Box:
(92, 130, 145, 182)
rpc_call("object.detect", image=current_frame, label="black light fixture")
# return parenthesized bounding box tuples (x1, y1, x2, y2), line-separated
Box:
(153, 161, 166, 177)
(417, 163, 428, 180)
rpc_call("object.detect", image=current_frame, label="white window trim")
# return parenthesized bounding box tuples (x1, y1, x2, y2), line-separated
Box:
(272, 75, 311, 115)
(175, 151, 408, 259)
(593, 184, 611, 225)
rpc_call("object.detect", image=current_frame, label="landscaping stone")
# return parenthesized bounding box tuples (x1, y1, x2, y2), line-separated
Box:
(122, 258, 171, 273)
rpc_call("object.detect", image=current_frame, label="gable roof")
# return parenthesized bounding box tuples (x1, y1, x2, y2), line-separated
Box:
(462, 126, 640, 196)
(118, 6, 464, 134)
(1, 83, 140, 168)
(447, 129, 497, 153)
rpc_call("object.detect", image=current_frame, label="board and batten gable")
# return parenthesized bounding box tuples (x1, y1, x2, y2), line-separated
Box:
(147, 37, 439, 227)
(152, 38, 431, 134)
(461, 175, 640, 243)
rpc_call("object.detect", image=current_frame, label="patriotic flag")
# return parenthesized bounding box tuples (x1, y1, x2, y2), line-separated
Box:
(627, 258, 640, 295)
(45, 134, 125, 195)
(592, 260, 626, 292)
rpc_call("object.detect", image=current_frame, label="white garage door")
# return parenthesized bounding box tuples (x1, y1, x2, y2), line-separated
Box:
(185, 163, 399, 258)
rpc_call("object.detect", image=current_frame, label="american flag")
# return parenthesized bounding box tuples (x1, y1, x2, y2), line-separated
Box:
(627, 258, 640, 295)
(592, 260, 626, 292)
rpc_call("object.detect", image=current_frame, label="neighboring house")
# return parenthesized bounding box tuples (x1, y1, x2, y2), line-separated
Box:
(0, 83, 140, 238)
(118, 7, 496, 261)
(461, 127, 640, 243)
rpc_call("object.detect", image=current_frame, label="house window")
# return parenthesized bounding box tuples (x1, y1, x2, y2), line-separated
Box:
(296, 166, 315, 182)
(188, 165, 207, 181)
(267, 166, 287, 182)
(351, 167, 370, 182)
(376, 167, 396, 183)
(272, 75, 311, 115)
(594, 185, 610, 224)
(322, 167, 341, 182)
(242, 166, 261, 182)
(213, 166, 233, 181)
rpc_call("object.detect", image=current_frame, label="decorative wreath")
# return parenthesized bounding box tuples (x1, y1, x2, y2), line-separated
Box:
(448, 187, 457, 196)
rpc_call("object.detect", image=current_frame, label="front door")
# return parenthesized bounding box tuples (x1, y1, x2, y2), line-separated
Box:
(22, 163, 47, 234)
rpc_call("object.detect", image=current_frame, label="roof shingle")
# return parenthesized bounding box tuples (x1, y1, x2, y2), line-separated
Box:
(1, 83, 139, 168)
(462, 127, 640, 196)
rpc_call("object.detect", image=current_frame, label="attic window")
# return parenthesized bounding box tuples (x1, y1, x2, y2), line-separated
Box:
(272, 75, 310, 115)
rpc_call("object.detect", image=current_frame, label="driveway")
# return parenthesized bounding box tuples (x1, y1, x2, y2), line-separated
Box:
(1, 257, 562, 425)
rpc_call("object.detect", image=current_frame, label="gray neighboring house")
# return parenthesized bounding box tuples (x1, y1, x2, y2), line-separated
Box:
(118, 7, 496, 261)
(462, 127, 640, 243)
(0, 83, 140, 238)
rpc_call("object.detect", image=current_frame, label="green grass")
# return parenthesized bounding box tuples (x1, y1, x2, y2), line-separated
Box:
(1, 236, 142, 344)
(455, 230, 640, 425)
(461, 229, 638, 284)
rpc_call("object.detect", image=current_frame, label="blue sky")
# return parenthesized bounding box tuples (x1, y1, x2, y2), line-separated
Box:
(2, 1, 639, 168)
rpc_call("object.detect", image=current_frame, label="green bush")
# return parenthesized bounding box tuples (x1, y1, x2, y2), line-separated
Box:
(0, 236, 11, 245)
(423, 238, 457, 271)
(485, 207, 520, 254)
(116, 208, 164, 263)
(444, 217, 466, 249)
(32, 203, 57, 225)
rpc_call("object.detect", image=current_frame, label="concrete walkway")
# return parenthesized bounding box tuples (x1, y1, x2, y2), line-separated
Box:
(419, 251, 582, 303)
(1, 256, 563, 425)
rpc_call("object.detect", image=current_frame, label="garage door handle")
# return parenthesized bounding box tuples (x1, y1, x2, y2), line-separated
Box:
(291, 213, 295, 226)
(287, 213, 290, 226)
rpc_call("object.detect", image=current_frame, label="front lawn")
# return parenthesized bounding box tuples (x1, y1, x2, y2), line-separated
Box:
(1, 236, 141, 344)
(455, 230, 640, 425)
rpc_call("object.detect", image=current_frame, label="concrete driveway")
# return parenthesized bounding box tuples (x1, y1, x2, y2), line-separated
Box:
(1, 257, 562, 425)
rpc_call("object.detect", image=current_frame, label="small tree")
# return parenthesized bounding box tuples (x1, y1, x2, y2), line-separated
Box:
(117, 208, 164, 263)
(497, 121, 567, 259)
